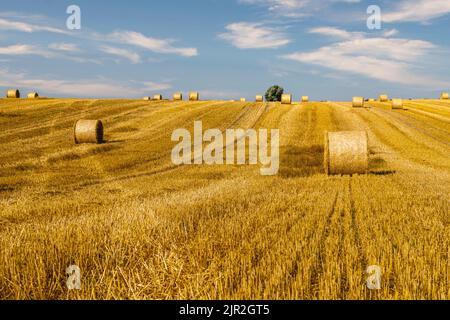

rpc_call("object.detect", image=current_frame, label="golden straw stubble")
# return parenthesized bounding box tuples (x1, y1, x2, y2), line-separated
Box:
(6, 89, 20, 99)
(74, 120, 104, 144)
(324, 131, 369, 175)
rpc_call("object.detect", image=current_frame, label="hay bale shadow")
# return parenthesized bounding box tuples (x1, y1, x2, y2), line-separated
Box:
(279, 144, 324, 178)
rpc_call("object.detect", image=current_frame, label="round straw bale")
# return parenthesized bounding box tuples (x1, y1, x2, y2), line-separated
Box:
(6, 89, 20, 98)
(27, 92, 39, 99)
(281, 94, 292, 104)
(255, 95, 263, 102)
(153, 94, 162, 100)
(441, 92, 449, 100)
(173, 92, 183, 101)
(189, 92, 199, 101)
(379, 94, 389, 102)
(391, 99, 404, 110)
(324, 131, 369, 175)
(302, 96, 309, 102)
(143, 96, 151, 101)
(352, 97, 364, 108)
(240, 98, 246, 102)
(74, 120, 104, 144)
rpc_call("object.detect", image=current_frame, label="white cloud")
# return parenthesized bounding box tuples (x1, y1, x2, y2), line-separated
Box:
(142, 81, 172, 91)
(49, 43, 80, 52)
(219, 22, 290, 49)
(0, 17, 67, 34)
(0, 69, 171, 98)
(309, 27, 364, 40)
(383, 0, 450, 23)
(0, 44, 53, 58)
(110, 31, 198, 57)
(100, 46, 141, 64)
(282, 33, 447, 87)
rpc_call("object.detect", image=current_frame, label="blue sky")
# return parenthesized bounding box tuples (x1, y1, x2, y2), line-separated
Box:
(0, 0, 450, 100)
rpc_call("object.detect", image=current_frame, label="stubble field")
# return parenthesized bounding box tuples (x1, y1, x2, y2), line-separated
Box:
(0, 98, 449, 299)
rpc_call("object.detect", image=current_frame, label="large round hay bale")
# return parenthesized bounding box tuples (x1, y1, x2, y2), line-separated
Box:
(189, 92, 199, 101)
(173, 92, 183, 101)
(352, 97, 364, 108)
(324, 131, 369, 175)
(27, 92, 39, 99)
(441, 92, 449, 100)
(240, 98, 246, 102)
(143, 96, 151, 101)
(153, 94, 162, 101)
(6, 89, 20, 99)
(302, 96, 309, 102)
(379, 94, 389, 102)
(74, 120, 104, 144)
(391, 99, 404, 110)
(255, 95, 263, 102)
(281, 94, 292, 104)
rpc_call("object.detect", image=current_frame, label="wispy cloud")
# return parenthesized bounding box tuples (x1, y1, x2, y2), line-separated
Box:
(282, 30, 447, 87)
(219, 22, 291, 49)
(49, 43, 81, 52)
(383, 0, 450, 23)
(110, 31, 198, 57)
(0, 68, 172, 98)
(0, 17, 67, 34)
(0, 44, 53, 58)
(100, 45, 141, 64)
(309, 27, 364, 40)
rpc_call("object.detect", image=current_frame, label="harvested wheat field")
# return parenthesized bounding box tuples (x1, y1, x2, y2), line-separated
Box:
(0, 98, 449, 300)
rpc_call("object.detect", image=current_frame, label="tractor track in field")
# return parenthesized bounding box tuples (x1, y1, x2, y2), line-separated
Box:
(310, 190, 339, 298)
(69, 103, 269, 192)
(369, 107, 450, 148)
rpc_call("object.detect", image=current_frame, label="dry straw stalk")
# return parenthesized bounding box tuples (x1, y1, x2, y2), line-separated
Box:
(189, 92, 199, 101)
(74, 120, 104, 144)
(173, 93, 183, 101)
(281, 94, 292, 104)
(324, 131, 369, 175)
(352, 97, 364, 108)
(6, 89, 20, 99)
(391, 99, 404, 110)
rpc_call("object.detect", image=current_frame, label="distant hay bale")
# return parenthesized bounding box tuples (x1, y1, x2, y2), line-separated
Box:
(143, 96, 151, 101)
(74, 120, 104, 144)
(368, 98, 375, 102)
(324, 131, 369, 175)
(189, 92, 199, 101)
(352, 97, 364, 108)
(27, 92, 39, 99)
(302, 96, 309, 102)
(379, 94, 389, 102)
(441, 92, 449, 100)
(240, 98, 246, 102)
(153, 94, 162, 101)
(173, 92, 183, 101)
(391, 99, 404, 110)
(281, 94, 292, 104)
(6, 89, 20, 99)
(255, 95, 263, 102)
